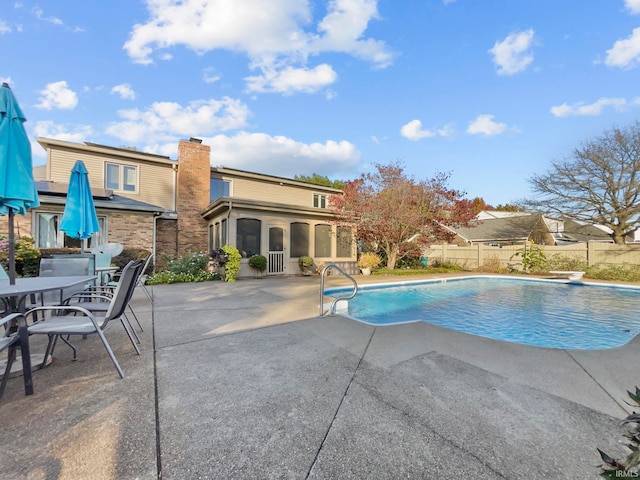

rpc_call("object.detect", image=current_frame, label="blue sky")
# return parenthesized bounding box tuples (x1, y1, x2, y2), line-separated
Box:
(3, 0, 640, 205)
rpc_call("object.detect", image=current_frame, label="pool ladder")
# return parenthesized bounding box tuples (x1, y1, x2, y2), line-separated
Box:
(318, 263, 358, 317)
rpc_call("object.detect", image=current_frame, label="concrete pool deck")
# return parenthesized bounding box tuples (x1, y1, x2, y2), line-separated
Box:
(0, 273, 637, 479)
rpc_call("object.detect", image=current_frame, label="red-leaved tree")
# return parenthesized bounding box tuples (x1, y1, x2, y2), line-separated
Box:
(330, 162, 475, 269)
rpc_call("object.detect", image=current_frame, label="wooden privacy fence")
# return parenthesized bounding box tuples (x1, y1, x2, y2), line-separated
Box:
(427, 242, 640, 270)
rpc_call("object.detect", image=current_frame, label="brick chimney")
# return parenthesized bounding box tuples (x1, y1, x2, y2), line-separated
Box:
(176, 138, 211, 256)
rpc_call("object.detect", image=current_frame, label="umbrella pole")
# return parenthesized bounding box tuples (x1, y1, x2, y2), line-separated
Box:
(8, 209, 15, 284)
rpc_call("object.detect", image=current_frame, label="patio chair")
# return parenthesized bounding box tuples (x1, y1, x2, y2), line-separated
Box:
(0, 313, 28, 397)
(39, 256, 95, 304)
(136, 255, 154, 303)
(108, 255, 153, 304)
(0, 265, 9, 314)
(0, 263, 8, 280)
(26, 260, 142, 379)
(64, 259, 145, 343)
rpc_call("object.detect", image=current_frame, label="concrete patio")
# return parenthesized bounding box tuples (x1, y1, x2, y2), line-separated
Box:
(0, 274, 637, 479)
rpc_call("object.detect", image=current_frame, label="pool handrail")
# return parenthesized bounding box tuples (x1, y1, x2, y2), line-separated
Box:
(319, 263, 358, 317)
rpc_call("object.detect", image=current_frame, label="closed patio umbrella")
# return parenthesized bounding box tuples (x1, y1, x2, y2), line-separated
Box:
(60, 160, 99, 253)
(0, 83, 40, 284)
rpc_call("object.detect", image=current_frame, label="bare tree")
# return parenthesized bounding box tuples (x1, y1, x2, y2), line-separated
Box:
(527, 122, 640, 244)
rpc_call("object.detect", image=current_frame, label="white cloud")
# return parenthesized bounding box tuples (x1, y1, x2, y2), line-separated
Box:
(204, 131, 360, 177)
(203, 67, 221, 84)
(105, 97, 251, 144)
(605, 27, 640, 69)
(0, 20, 11, 34)
(31, 7, 63, 25)
(550, 97, 628, 117)
(400, 119, 454, 141)
(124, 0, 393, 94)
(245, 64, 337, 94)
(308, 0, 394, 68)
(36, 81, 78, 110)
(466, 114, 508, 136)
(111, 83, 136, 100)
(30, 121, 93, 159)
(489, 29, 535, 75)
(625, 0, 640, 14)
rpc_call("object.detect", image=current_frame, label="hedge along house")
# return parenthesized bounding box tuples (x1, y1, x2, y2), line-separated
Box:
(0, 137, 356, 277)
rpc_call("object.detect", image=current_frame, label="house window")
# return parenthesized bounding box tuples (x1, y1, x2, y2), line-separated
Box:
(210, 178, 230, 202)
(290, 222, 309, 257)
(315, 224, 332, 257)
(313, 193, 327, 209)
(35, 212, 107, 248)
(208, 224, 214, 252)
(337, 226, 352, 257)
(105, 163, 137, 192)
(221, 219, 227, 246)
(236, 218, 261, 258)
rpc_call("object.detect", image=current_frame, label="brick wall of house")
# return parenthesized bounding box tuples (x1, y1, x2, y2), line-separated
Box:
(106, 211, 155, 251)
(155, 218, 178, 269)
(176, 139, 210, 256)
(0, 211, 33, 239)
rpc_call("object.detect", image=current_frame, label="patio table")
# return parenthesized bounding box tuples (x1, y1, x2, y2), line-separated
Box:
(0, 275, 97, 395)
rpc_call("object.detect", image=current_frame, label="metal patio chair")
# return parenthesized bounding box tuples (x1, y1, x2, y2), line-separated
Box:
(0, 313, 29, 397)
(38, 256, 95, 305)
(64, 259, 145, 343)
(26, 260, 142, 379)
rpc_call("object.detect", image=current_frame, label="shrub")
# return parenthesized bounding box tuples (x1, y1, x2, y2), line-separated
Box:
(112, 248, 151, 270)
(358, 252, 382, 269)
(546, 254, 588, 272)
(598, 386, 640, 477)
(167, 251, 210, 275)
(146, 270, 218, 285)
(221, 245, 241, 282)
(298, 256, 314, 271)
(0, 235, 41, 277)
(248, 254, 267, 273)
(511, 241, 547, 273)
(587, 263, 640, 282)
(210, 248, 228, 268)
(146, 250, 216, 284)
(476, 256, 508, 274)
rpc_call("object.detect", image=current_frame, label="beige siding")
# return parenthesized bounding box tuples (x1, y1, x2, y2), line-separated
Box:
(228, 176, 329, 208)
(48, 147, 175, 211)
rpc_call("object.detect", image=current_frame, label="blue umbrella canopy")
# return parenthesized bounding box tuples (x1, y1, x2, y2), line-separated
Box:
(60, 160, 99, 249)
(0, 83, 40, 284)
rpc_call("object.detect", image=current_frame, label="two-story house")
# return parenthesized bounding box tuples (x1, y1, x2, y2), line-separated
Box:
(1, 137, 356, 277)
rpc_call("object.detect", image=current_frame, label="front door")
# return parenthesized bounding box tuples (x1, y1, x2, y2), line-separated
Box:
(268, 226, 285, 275)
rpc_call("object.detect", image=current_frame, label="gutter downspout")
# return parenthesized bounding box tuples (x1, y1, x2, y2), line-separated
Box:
(172, 163, 178, 212)
(152, 212, 160, 270)
(173, 162, 179, 257)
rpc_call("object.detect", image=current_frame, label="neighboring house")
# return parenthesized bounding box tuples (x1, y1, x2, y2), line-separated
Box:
(448, 213, 553, 246)
(1, 137, 356, 277)
(446, 211, 612, 246)
(548, 217, 613, 245)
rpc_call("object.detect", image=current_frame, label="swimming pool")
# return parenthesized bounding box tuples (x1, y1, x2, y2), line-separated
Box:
(325, 276, 640, 350)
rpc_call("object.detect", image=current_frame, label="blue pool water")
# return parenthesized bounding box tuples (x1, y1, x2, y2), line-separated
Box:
(325, 276, 640, 350)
